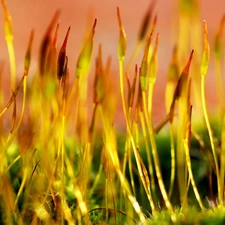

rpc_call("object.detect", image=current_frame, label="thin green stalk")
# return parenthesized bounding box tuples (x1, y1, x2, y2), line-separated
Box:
(128, 107, 136, 196)
(60, 114, 65, 225)
(168, 123, 175, 199)
(140, 111, 156, 198)
(89, 164, 103, 197)
(141, 32, 173, 212)
(142, 89, 173, 214)
(8, 52, 31, 209)
(201, 75, 221, 204)
(220, 115, 225, 201)
(7, 41, 16, 90)
(121, 120, 136, 215)
(119, 61, 146, 192)
(49, 134, 89, 223)
(99, 104, 146, 222)
(119, 60, 155, 213)
(121, 136, 129, 220)
(0, 74, 27, 162)
(183, 109, 204, 211)
(56, 87, 65, 224)
(176, 98, 188, 206)
(105, 178, 109, 221)
(1, 0, 16, 90)
(201, 21, 222, 205)
(109, 173, 117, 225)
(14, 165, 28, 210)
(117, 9, 156, 213)
(184, 137, 204, 210)
(121, 106, 138, 221)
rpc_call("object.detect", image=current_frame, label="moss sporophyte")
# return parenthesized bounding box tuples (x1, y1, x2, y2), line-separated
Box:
(0, 0, 225, 224)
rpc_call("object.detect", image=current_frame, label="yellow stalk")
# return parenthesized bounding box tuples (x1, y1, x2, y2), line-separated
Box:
(14, 167, 28, 209)
(140, 111, 156, 197)
(117, 8, 155, 213)
(89, 164, 103, 197)
(1, 52, 31, 160)
(99, 104, 147, 222)
(119, 40, 156, 216)
(166, 46, 179, 199)
(1, 0, 16, 90)
(142, 90, 173, 213)
(119, 61, 154, 210)
(220, 114, 225, 200)
(128, 108, 136, 196)
(74, 19, 97, 143)
(105, 177, 109, 220)
(170, 49, 194, 206)
(184, 135, 204, 210)
(201, 21, 222, 205)
(140, 32, 173, 213)
(60, 114, 65, 225)
(1, 30, 33, 157)
(176, 96, 188, 206)
(168, 123, 175, 199)
(201, 72, 221, 204)
(184, 104, 204, 210)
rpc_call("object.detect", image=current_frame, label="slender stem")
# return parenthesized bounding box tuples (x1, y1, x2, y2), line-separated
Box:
(184, 137, 204, 210)
(6, 39, 16, 90)
(0, 74, 27, 162)
(60, 114, 65, 225)
(221, 115, 225, 201)
(99, 105, 146, 222)
(105, 177, 109, 220)
(177, 97, 188, 206)
(89, 165, 103, 197)
(119, 60, 155, 213)
(201, 75, 222, 205)
(142, 86, 173, 213)
(140, 111, 156, 197)
(13, 76, 27, 134)
(128, 107, 136, 196)
(168, 123, 175, 199)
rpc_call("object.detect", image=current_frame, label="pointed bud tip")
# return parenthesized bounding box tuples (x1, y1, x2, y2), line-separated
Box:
(186, 49, 194, 70)
(117, 7, 122, 27)
(93, 18, 97, 28)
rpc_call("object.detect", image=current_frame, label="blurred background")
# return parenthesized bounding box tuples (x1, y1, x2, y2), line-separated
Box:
(0, 0, 224, 126)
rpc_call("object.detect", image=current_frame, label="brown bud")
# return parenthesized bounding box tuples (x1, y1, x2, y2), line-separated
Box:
(57, 26, 70, 80)
(39, 10, 60, 76)
(138, 0, 157, 42)
(24, 30, 34, 75)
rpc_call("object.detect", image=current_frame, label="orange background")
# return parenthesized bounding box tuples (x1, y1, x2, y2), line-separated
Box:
(0, 0, 224, 126)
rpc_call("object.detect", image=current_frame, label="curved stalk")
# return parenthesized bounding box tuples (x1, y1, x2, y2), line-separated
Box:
(201, 75, 221, 205)
(201, 21, 222, 205)
(168, 123, 175, 199)
(119, 60, 155, 214)
(140, 111, 156, 197)
(183, 137, 204, 210)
